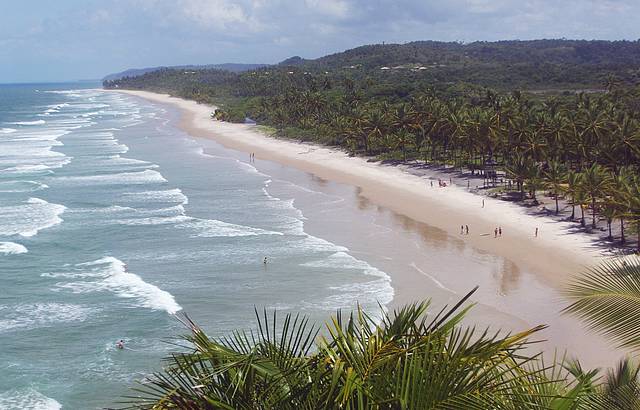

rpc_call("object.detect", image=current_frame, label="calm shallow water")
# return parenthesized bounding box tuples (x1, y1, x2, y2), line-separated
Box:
(0, 84, 393, 409)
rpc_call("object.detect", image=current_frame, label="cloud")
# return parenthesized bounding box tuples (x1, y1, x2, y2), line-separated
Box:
(1, 0, 640, 82)
(304, 0, 351, 19)
(178, 0, 250, 29)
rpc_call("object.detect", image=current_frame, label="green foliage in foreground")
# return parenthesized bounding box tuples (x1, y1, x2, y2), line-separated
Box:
(122, 285, 640, 409)
(564, 255, 640, 351)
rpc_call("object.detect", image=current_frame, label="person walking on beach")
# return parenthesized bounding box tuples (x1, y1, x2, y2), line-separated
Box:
(498, 227, 502, 236)
(460, 225, 464, 234)
(494, 228, 498, 238)
(535, 227, 538, 237)
(430, 180, 433, 187)
(482, 199, 485, 208)
(465, 225, 469, 235)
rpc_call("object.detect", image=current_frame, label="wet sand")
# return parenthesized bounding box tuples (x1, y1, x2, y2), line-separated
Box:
(113, 89, 627, 368)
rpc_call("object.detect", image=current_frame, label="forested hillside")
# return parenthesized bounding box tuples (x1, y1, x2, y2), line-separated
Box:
(103, 63, 267, 82)
(106, 40, 640, 93)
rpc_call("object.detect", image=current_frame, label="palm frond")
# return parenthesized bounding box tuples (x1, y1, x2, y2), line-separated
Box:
(563, 256, 640, 350)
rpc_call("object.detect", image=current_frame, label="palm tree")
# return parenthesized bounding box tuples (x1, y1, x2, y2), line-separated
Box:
(600, 202, 618, 241)
(545, 161, 567, 214)
(362, 108, 388, 155)
(575, 188, 589, 227)
(580, 164, 613, 229)
(389, 103, 416, 161)
(124, 288, 563, 409)
(525, 164, 545, 205)
(625, 177, 640, 253)
(612, 170, 633, 245)
(564, 170, 582, 220)
(505, 154, 533, 200)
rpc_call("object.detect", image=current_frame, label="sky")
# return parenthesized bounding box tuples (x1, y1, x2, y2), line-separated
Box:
(1, 0, 639, 83)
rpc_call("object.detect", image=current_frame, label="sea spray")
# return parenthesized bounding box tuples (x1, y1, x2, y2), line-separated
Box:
(55, 257, 182, 315)
(0, 198, 66, 237)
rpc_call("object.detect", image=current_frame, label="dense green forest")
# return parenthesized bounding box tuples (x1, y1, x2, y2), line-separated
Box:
(104, 40, 640, 250)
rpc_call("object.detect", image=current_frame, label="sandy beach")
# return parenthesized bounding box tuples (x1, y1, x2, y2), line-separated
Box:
(112, 89, 625, 367)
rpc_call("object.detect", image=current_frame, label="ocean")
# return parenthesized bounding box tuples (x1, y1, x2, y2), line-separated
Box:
(0, 83, 394, 409)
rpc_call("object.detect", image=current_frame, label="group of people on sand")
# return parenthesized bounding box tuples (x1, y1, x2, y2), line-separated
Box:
(494, 227, 502, 238)
(249, 153, 256, 162)
(460, 225, 469, 235)
(430, 178, 449, 187)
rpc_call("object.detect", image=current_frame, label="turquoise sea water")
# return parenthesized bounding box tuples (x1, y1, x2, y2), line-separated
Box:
(0, 84, 393, 409)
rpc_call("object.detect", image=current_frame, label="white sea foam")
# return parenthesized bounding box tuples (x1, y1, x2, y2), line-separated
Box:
(120, 189, 189, 204)
(44, 90, 85, 98)
(40, 103, 70, 116)
(0, 389, 62, 410)
(0, 129, 71, 172)
(1, 164, 54, 175)
(67, 205, 136, 216)
(8, 131, 69, 142)
(68, 137, 129, 154)
(302, 251, 381, 274)
(0, 127, 17, 134)
(46, 103, 70, 110)
(0, 242, 28, 254)
(0, 303, 93, 333)
(322, 278, 394, 311)
(119, 214, 190, 226)
(0, 198, 66, 237)
(53, 169, 167, 186)
(0, 142, 67, 158)
(97, 155, 156, 169)
(113, 202, 282, 237)
(54, 257, 182, 314)
(0, 181, 48, 193)
(6, 120, 46, 126)
(300, 253, 394, 313)
(67, 103, 109, 110)
(179, 218, 284, 237)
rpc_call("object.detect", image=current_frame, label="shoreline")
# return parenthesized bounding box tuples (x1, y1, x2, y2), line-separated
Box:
(109, 89, 628, 367)
(112, 90, 605, 285)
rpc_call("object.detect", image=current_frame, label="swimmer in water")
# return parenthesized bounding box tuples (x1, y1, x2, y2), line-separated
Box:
(263, 257, 268, 264)
(116, 340, 124, 349)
